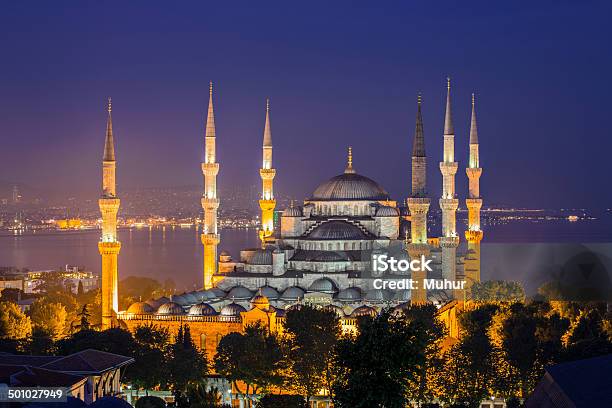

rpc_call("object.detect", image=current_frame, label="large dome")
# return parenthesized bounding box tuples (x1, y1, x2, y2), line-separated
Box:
(309, 220, 371, 240)
(311, 173, 389, 201)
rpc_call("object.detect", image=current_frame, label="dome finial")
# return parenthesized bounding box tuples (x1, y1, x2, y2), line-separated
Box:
(209, 81, 213, 97)
(417, 93, 422, 105)
(107, 97, 112, 114)
(472, 92, 475, 107)
(266, 97, 270, 113)
(345, 146, 355, 174)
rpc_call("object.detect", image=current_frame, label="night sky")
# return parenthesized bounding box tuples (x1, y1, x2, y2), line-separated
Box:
(0, 1, 609, 209)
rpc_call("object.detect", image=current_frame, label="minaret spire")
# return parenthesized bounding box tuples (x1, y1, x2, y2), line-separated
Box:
(444, 77, 454, 136)
(259, 98, 277, 246)
(201, 82, 221, 289)
(103, 97, 115, 162)
(99, 98, 121, 330)
(465, 92, 484, 290)
(439, 77, 460, 295)
(407, 94, 431, 304)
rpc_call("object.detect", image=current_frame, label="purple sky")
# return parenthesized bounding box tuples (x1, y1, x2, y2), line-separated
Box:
(0, 1, 609, 208)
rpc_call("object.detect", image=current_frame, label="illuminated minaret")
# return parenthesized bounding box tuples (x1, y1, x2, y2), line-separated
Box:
(201, 82, 220, 289)
(258, 98, 276, 247)
(98, 98, 121, 330)
(465, 93, 483, 287)
(439, 78, 460, 286)
(407, 94, 430, 304)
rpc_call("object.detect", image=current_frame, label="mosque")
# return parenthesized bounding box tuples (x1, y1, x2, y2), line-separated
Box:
(98, 80, 484, 358)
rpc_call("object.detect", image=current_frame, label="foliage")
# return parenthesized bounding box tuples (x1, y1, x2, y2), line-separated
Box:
(332, 310, 428, 408)
(0, 301, 32, 339)
(168, 325, 208, 405)
(129, 324, 171, 391)
(283, 305, 340, 403)
(75, 304, 91, 331)
(135, 396, 166, 408)
(184, 382, 229, 408)
(256, 394, 305, 408)
(562, 308, 612, 360)
(57, 327, 137, 356)
(119, 276, 167, 310)
(215, 323, 284, 406)
(470, 280, 525, 303)
(436, 304, 499, 407)
(28, 300, 68, 339)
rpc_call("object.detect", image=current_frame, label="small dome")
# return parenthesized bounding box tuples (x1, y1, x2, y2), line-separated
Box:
(220, 302, 246, 317)
(351, 305, 377, 317)
(259, 285, 280, 300)
(308, 221, 370, 240)
(171, 294, 190, 306)
(376, 206, 400, 217)
(157, 302, 185, 315)
(251, 249, 273, 265)
(309, 278, 338, 294)
(281, 286, 305, 301)
(146, 296, 169, 309)
(251, 294, 270, 309)
(188, 302, 217, 316)
(365, 289, 392, 303)
(183, 292, 200, 304)
(227, 285, 253, 300)
(337, 287, 362, 302)
(393, 290, 412, 302)
(127, 302, 154, 314)
(311, 172, 390, 201)
(283, 206, 303, 217)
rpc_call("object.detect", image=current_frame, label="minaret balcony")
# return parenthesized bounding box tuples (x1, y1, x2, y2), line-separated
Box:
(201, 162, 219, 176)
(439, 236, 460, 248)
(260, 168, 276, 180)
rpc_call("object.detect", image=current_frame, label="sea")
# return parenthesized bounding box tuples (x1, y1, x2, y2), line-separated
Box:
(1, 215, 612, 296)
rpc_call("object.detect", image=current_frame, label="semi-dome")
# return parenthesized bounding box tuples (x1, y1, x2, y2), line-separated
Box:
(157, 302, 185, 315)
(188, 302, 217, 316)
(311, 173, 389, 201)
(337, 287, 362, 302)
(308, 220, 370, 240)
(280, 286, 305, 301)
(127, 301, 154, 314)
(283, 206, 303, 217)
(250, 248, 273, 265)
(375, 206, 400, 217)
(220, 302, 246, 317)
(259, 285, 280, 300)
(308, 277, 338, 294)
(227, 285, 253, 300)
(313, 251, 351, 262)
(351, 305, 377, 317)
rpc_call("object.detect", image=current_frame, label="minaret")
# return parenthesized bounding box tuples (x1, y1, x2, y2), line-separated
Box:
(439, 78, 460, 288)
(258, 98, 276, 247)
(98, 97, 121, 330)
(201, 82, 220, 289)
(407, 94, 430, 304)
(465, 93, 483, 287)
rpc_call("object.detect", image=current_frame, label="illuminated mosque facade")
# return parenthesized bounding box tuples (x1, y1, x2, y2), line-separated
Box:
(101, 80, 484, 351)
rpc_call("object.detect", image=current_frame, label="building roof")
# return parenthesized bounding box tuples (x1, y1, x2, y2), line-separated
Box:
(41, 349, 134, 375)
(11, 366, 86, 388)
(89, 396, 133, 408)
(307, 220, 372, 240)
(0, 354, 60, 367)
(310, 172, 390, 201)
(526, 353, 612, 408)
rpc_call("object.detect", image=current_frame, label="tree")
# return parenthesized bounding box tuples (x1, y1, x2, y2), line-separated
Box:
(283, 305, 340, 404)
(332, 311, 424, 408)
(28, 300, 68, 339)
(75, 304, 91, 331)
(470, 280, 525, 303)
(562, 308, 612, 360)
(401, 304, 446, 406)
(214, 323, 284, 407)
(130, 324, 171, 393)
(168, 325, 208, 405)
(184, 382, 229, 408)
(135, 396, 166, 408)
(77, 280, 84, 296)
(58, 327, 136, 356)
(436, 304, 499, 407)
(0, 301, 32, 340)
